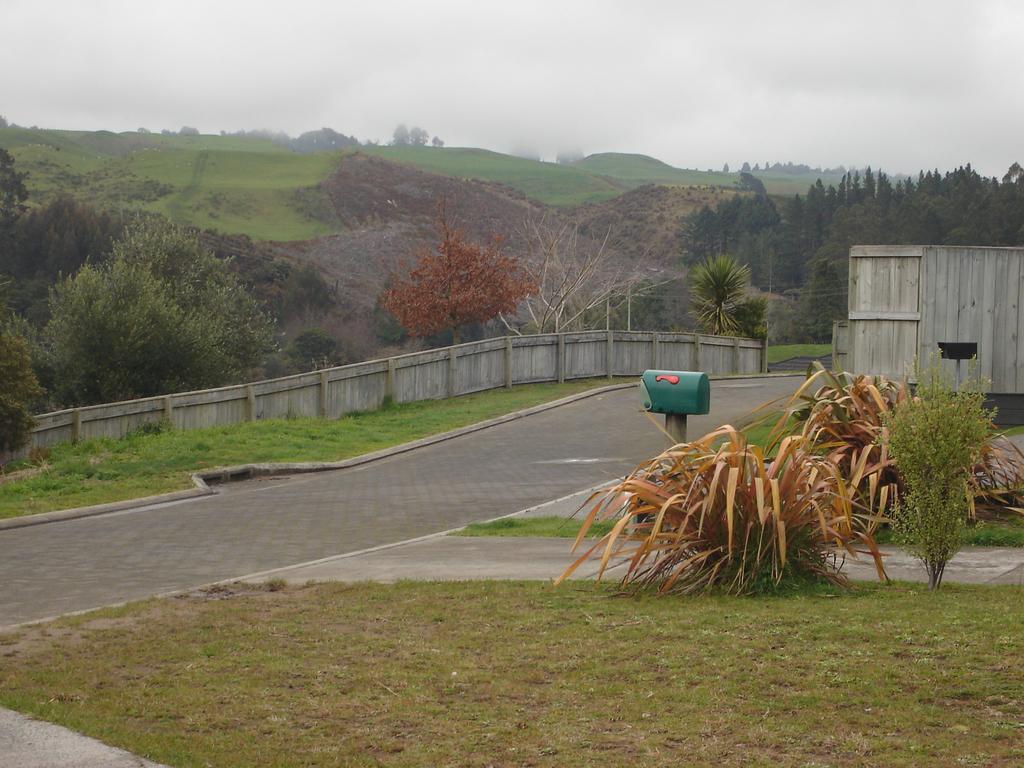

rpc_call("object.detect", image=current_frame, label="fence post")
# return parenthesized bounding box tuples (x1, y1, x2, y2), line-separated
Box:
(831, 320, 837, 371)
(606, 330, 614, 379)
(504, 337, 513, 389)
(386, 357, 396, 402)
(71, 409, 81, 443)
(557, 334, 565, 383)
(319, 370, 330, 417)
(762, 336, 769, 374)
(693, 334, 703, 372)
(163, 396, 173, 425)
(245, 385, 256, 421)
(732, 337, 741, 374)
(448, 346, 458, 398)
(652, 332, 660, 369)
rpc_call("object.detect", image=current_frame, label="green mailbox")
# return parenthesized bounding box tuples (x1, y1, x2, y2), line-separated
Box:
(640, 370, 710, 415)
(640, 369, 710, 443)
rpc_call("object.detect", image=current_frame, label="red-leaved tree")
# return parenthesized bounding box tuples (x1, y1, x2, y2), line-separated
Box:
(382, 207, 534, 344)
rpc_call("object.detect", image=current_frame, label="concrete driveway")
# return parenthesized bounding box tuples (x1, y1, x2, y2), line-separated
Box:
(0, 376, 800, 627)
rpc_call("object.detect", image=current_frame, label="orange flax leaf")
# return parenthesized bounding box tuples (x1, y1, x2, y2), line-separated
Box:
(864, 383, 889, 414)
(852, 531, 889, 582)
(725, 466, 739, 554)
(648, 492, 688, 547)
(755, 476, 769, 524)
(662, 550, 719, 592)
(778, 512, 786, 573)
(553, 536, 606, 585)
(770, 478, 782, 523)
(597, 515, 635, 580)
(812, 500, 830, 540)
(571, 493, 612, 552)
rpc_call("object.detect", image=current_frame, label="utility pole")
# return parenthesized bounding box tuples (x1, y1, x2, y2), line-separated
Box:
(605, 295, 610, 331)
(626, 284, 632, 331)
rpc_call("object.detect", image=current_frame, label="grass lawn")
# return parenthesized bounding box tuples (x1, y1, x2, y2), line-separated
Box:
(453, 515, 616, 539)
(0, 379, 621, 520)
(1, 581, 1022, 767)
(875, 516, 1024, 548)
(461, 512, 1024, 549)
(766, 343, 832, 364)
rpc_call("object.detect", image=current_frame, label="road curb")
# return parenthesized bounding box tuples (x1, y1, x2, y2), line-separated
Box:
(0, 374, 801, 533)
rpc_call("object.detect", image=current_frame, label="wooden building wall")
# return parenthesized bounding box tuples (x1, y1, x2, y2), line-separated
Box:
(847, 245, 1024, 394)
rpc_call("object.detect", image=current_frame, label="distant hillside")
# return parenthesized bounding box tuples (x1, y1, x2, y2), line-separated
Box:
(573, 153, 737, 188)
(0, 127, 342, 241)
(0, 127, 847, 242)
(572, 183, 738, 265)
(285, 153, 611, 356)
(574, 152, 846, 197)
(357, 146, 626, 206)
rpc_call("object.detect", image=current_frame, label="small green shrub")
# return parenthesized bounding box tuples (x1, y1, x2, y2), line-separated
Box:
(882, 358, 992, 589)
(130, 418, 172, 438)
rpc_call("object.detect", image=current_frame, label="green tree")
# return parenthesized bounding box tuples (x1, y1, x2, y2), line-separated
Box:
(0, 329, 42, 453)
(798, 257, 844, 342)
(3, 195, 123, 323)
(688, 254, 751, 336)
(733, 295, 767, 340)
(0, 148, 28, 258)
(288, 328, 339, 371)
(282, 263, 333, 320)
(46, 219, 274, 404)
(882, 358, 992, 589)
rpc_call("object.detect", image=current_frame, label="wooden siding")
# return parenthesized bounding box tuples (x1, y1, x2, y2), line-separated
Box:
(19, 330, 765, 459)
(918, 246, 1024, 392)
(848, 245, 1024, 393)
(832, 320, 849, 371)
(847, 247, 922, 380)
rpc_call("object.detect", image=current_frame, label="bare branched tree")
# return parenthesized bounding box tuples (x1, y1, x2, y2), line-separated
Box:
(501, 215, 667, 334)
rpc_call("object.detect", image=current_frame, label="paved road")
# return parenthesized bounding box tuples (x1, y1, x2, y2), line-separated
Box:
(0, 376, 799, 627)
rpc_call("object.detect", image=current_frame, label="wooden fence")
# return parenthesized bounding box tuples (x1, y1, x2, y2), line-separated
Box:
(23, 330, 766, 454)
(831, 320, 849, 372)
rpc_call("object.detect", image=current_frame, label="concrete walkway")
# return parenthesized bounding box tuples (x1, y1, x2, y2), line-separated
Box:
(0, 376, 801, 628)
(0, 707, 167, 768)
(254, 530, 1024, 587)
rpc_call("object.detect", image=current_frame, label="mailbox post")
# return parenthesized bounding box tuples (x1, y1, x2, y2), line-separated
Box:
(937, 341, 977, 390)
(639, 369, 710, 443)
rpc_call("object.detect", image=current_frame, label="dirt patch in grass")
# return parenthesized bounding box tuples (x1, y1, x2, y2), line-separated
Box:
(2, 581, 1023, 767)
(0, 465, 44, 486)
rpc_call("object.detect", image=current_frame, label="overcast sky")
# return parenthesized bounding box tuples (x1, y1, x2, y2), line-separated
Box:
(3, 0, 1022, 176)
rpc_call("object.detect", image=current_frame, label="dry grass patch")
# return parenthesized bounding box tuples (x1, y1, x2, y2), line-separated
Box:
(2, 581, 1023, 767)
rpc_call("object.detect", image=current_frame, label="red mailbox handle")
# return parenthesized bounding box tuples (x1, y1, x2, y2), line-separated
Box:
(655, 374, 680, 385)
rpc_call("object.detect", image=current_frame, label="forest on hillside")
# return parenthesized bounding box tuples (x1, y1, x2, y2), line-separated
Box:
(681, 163, 1024, 342)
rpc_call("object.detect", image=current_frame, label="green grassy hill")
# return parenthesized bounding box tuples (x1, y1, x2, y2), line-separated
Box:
(572, 152, 737, 188)
(0, 128, 342, 241)
(574, 152, 845, 196)
(358, 145, 626, 206)
(0, 127, 842, 241)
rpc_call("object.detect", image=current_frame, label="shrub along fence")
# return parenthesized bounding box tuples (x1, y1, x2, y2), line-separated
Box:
(22, 330, 766, 456)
